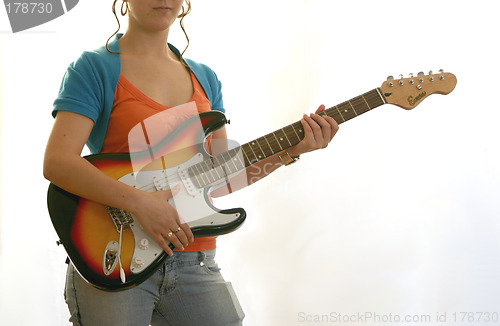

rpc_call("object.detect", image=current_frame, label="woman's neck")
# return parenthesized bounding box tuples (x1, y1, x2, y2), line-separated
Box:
(119, 28, 173, 59)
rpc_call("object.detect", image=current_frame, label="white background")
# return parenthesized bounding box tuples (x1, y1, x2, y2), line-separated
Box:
(1, 1, 500, 325)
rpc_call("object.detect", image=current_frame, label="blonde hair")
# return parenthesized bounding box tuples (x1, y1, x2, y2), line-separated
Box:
(106, 0, 192, 57)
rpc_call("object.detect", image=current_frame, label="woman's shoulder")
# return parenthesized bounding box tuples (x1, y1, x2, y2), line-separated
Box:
(68, 43, 120, 74)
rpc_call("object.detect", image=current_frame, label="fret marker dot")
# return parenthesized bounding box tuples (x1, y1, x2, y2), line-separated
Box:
(280, 137, 283, 141)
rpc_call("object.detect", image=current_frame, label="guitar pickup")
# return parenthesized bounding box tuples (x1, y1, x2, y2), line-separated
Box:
(178, 167, 199, 197)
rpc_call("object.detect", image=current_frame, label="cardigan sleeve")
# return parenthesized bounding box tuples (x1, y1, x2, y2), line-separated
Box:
(52, 51, 103, 122)
(52, 49, 120, 154)
(184, 58, 225, 114)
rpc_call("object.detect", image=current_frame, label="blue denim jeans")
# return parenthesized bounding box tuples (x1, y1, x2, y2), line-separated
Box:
(64, 249, 244, 325)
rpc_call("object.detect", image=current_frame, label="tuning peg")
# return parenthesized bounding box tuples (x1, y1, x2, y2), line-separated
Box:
(417, 71, 425, 76)
(409, 73, 414, 78)
(429, 70, 434, 75)
(399, 74, 404, 79)
(439, 69, 445, 80)
(386, 75, 394, 81)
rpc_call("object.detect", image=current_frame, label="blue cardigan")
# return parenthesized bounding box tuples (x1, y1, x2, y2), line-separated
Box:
(53, 34, 224, 154)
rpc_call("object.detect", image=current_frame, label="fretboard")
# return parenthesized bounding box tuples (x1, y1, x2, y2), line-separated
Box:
(188, 88, 386, 188)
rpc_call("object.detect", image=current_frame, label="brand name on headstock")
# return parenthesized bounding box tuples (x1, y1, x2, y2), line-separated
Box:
(408, 91, 427, 106)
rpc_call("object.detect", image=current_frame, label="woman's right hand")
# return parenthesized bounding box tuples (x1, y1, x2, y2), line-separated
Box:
(132, 187, 194, 255)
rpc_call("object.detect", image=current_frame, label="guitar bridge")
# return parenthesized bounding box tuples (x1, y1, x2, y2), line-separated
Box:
(106, 207, 134, 233)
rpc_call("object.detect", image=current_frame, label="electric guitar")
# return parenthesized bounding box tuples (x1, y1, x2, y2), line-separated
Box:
(47, 71, 457, 291)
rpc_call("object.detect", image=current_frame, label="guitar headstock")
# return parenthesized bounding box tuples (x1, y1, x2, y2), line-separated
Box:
(380, 70, 457, 110)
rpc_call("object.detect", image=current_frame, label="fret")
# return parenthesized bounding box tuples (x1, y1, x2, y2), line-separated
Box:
(290, 122, 302, 141)
(337, 101, 356, 121)
(212, 154, 225, 175)
(232, 148, 247, 171)
(277, 128, 293, 149)
(211, 159, 222, 180)
(231, 148, 246, 171)
(281, 127, 293, 148)
(361, 94, 371, 109)
(213, 163, 227, 181)
(348, 101, 358, 116)
(253, 139, 266, 160)
(368, 91, 383, 115)
(258, 136, 273, 157)
(211, 158, 223, 182)
(263, 134, 275, 155)
(271, 131, 285, 151)
(246, 141, 258, 160)
(219, 151, 234, 174)
(202, 160, 216, 184)
(247, 142, 259, 162)
(240, 144, 251, 166)
(335, 106, 346, 122)
(351, 96, 369, 116)
(195, 163, 210, 187)
(241, 143, 255, 164)
(211, 153, 227, 180)
(375, 88, 387, 104)
(206, 159, 218, 183)
(192, 163, 203, 184)
(189, 166, 203, 188)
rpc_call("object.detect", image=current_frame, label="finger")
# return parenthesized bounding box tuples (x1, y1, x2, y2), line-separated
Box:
(314, 104, 326, 114)
(156, 233, 175, 255)
(180, 222, 194, 243)
(173, 225, 190, 248)
(324, 116, 339, 140)
(159, 206, 187, 251)
(310, 113, 333, 147)
(300, 115, 315, 146)
(163, 227, 187, 252)
(304, 114, 324, 147)
(162, 184, 181, 199)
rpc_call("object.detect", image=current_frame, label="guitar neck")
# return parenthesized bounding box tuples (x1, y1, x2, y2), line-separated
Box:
(189, 88, 386, 188)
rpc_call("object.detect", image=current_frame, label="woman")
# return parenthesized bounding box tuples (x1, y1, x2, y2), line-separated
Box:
(43, 0, 339, 325)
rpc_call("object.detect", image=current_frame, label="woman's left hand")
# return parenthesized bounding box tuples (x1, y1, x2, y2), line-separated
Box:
(287, 104, 339, 157)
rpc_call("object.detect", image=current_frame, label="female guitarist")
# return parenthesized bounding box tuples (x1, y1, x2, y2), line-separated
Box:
(43, 0, 339, 325)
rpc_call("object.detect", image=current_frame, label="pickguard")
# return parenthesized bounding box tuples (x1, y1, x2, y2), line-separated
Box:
(116, 153, 241, 275)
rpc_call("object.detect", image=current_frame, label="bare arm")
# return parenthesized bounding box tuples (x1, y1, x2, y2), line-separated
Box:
(43, 111, 193, 255)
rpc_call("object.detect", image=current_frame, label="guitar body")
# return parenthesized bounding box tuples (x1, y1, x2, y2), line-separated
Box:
(48, 111, 246, 291)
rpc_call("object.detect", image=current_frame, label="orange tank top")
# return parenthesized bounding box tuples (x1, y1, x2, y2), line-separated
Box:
(101, 72, 217, 252)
